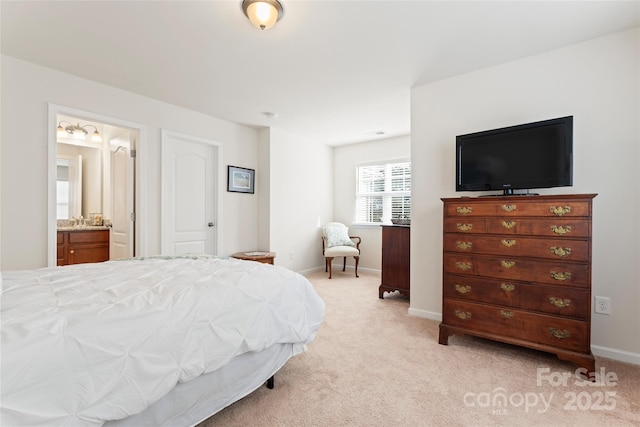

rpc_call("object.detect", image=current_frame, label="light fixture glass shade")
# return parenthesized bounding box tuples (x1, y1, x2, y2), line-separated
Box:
(72, 126, 86, 139)
(57, 121, 101, 142)
(242, 0, 283, 30)
(91, 130, 102, 142)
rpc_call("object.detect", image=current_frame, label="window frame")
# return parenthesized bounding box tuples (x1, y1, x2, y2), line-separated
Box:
(354, 159, 411, 226)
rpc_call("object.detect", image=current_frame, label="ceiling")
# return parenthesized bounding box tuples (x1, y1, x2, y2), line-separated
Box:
(2, 1, 639, 146)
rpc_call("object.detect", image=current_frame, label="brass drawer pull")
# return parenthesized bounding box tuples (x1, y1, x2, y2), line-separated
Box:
(455, 261, 472, 271)
(456, 206, 473, 215)
(550, 271, 572, 281)
(501, 260, 516, 269)
(501, 239, 516, 248)
(456, 241, 473, 250)
(549, 297, 571, 308)
(501, 204, 516, 212)
(457, 223, 473, 232)
(501, 220, 516, 229)
(500, 283, 516, 292)
(550, 225, 572, 235)
(550, 246, 572, 257)
(455, 284, 471, 294)
(500, 310, 514, 319)
(550, 205, 571, 216)
(549, 327, 571, 339)
(455, 310, 472, 320)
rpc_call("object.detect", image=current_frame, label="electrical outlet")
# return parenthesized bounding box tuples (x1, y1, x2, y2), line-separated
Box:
(594, 296, 611, 315)
(289, 250, 294, 260)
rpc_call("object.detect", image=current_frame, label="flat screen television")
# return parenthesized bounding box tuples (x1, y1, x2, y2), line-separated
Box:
(456, 116, 573, 195)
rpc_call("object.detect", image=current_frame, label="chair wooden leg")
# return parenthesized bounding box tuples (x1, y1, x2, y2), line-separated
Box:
(354, 256, 359, 278)
(342, 256, 346, 271)
(327, 257, 333, 279)
(325, 257, 328, 272)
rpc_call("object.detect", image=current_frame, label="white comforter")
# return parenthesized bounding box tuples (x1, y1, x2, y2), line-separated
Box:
(1, 256, 325, 426)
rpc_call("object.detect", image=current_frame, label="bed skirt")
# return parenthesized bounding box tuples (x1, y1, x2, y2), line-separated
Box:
(107, 342, 304, 427)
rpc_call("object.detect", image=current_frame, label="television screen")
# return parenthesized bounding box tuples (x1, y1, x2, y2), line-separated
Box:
(456, 116, 573, 195)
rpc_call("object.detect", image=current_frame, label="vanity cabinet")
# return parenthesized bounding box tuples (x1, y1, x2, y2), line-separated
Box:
(379, 225, 410, 299)
(57, 229, 110, 266)
(439, 194, 596, 373)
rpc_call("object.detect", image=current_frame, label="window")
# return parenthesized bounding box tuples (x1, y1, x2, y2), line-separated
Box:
(356, 161, 411, 224)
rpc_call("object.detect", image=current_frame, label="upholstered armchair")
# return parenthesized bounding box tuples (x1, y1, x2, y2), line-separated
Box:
(321, 222, 361, 279)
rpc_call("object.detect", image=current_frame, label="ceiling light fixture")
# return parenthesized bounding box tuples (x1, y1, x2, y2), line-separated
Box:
(57, 121, 102, 142)
(242, 0, 284, 30)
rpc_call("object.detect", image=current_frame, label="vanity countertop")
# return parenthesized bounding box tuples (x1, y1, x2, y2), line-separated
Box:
(57, 226, 111, 231)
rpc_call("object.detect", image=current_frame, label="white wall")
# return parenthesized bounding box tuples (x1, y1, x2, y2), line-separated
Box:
(268, 128, 333, 272)
(1, 55, 260, 270)
(257, 128, 271, 253)
(333, 135, 411, 271)
(410, 28, 640, 363)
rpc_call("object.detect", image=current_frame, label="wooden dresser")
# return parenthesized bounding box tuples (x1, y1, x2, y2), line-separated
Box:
(379, 225, 410, 299)
(57, 229, 110, 266)
(439, 194, 596, 373)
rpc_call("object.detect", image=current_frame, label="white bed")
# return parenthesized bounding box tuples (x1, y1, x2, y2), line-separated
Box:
(1, 255, 325, 426)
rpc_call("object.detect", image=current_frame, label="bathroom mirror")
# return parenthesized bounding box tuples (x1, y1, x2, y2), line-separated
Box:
(56, 116, 104, 220)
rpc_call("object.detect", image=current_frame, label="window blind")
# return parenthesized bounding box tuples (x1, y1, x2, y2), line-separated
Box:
(356, 161, 411, 224)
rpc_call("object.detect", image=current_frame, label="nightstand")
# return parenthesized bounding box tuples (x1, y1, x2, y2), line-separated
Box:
(231, 251, 276, 265)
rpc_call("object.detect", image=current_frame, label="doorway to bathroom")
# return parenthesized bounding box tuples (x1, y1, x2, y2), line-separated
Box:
(48, 104, 145, 266)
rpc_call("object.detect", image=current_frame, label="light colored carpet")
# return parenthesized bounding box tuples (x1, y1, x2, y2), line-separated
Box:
(200, 270, 640, 426)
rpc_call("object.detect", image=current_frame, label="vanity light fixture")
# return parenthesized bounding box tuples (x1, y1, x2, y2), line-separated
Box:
(57, 121, 102, 142)
(242, 0, 284, 30)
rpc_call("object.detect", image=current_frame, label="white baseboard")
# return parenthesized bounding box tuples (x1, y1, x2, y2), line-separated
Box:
(298, 266, 324, 275)
(592, 345, 640, 366)
(300, 265, 381, 276)
(408, 307, 442, 322)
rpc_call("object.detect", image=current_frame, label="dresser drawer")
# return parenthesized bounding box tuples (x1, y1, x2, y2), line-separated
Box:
(443, 218, 488, 234)
(444, 274, 589, 319)
(443, 299, 525, 338)
(444, 199, 592, 218)
(444, 274, 522, 307)
(444, 253, 590, 287)
(445, 217, 591, 239)
(443, 300, 589, 352)
(520, 285, 590, 320)
(444, 234, 589, 261)
(485, 217, 591, 238)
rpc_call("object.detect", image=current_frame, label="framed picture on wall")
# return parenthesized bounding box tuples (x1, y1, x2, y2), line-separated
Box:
(227, 165, 255, 194)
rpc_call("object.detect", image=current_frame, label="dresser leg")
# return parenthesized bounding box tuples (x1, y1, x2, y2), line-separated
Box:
(438, 324, 451, 345)
(556, 352, 596, 379)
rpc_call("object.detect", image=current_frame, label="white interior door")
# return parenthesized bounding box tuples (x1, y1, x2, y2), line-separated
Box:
(110, 137, 134, 259)
(162, 131, 219, 256)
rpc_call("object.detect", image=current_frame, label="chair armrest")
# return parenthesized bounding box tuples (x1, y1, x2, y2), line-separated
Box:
(350, 236, 361, 250)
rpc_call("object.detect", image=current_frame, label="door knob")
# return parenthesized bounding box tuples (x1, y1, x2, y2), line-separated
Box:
(208, 222, 215, 227)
